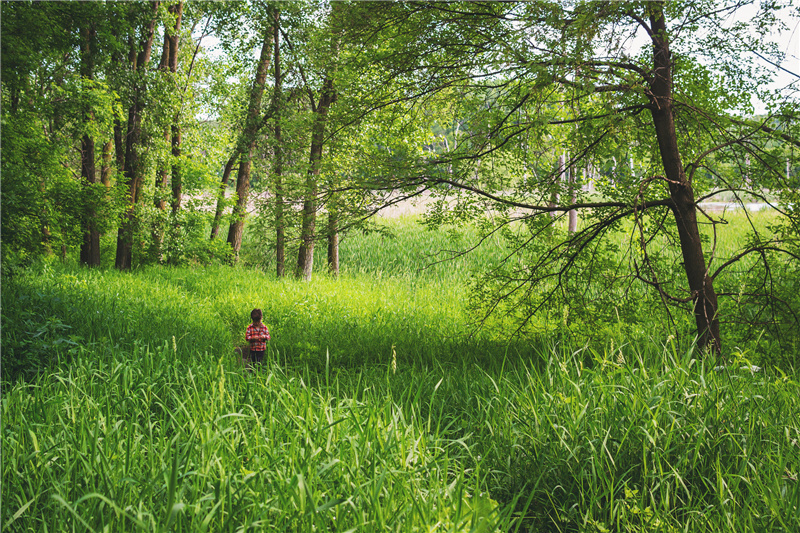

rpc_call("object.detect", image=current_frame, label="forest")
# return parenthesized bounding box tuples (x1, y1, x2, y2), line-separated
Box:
(2, 1, 800, 531)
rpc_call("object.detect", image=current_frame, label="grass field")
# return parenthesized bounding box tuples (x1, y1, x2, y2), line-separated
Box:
(2, 213, 799, 532)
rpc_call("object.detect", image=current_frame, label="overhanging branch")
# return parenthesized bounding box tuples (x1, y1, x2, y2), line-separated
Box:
(424, 175, 672, 213)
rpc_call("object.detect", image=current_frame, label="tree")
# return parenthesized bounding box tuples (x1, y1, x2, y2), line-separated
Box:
(349, 0, 800, 355)
(114, 1, 161, 270)
(270, 5, 288, 277)
(151, 1, 184, 262)
(224, 18, 275, 260)
(1, 1, 122, 266)
(77, 16, 100, 266)
(207, 3, 277, 258)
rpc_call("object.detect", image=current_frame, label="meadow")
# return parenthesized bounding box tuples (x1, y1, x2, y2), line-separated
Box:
(2, 213, 800, 532)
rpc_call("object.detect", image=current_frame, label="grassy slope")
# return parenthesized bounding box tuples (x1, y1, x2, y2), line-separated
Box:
(2, 214, 799, 532)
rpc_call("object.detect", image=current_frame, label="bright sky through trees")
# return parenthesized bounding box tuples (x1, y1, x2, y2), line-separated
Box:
(732, 3, 799, 111)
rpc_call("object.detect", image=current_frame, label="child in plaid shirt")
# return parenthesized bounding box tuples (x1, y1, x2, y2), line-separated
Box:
(246, 308, 271, 365)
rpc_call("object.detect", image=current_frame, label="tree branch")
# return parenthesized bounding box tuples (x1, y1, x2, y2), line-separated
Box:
(711, 245, 800, 280)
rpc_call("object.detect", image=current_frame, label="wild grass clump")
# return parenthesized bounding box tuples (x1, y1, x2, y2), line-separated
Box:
(2, 344, 518, 532)
(1, 262, 232, 379)
(475, 345, 800, 531)
(4, 333, 799, 531)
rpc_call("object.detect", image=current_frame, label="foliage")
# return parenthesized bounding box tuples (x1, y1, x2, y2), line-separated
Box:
(3, 2, 800, 529)
(341, 0, 800, 355)
(0, 111, 76, 261)
(2, 0, 799, 351)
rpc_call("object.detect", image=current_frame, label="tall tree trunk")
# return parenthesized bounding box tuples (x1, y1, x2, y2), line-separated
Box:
(327, 203, 339, 276)
(168, 2, 183, 217)
(272, 10, 286, 278)
(80, 132, 100, 266)
(79, 24, 101, 266)
(210, 153, 237, 239)
(226, 26, 274, 261)
(153, 2, 183, 263)
(295, 76, 335, 280)
(648, 7, 721, 354)
(115, 2, 159, 270)
(296, 5, 341, 280)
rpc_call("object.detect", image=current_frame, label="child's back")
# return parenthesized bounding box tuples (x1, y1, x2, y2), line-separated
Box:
(245, 308, 270, 366)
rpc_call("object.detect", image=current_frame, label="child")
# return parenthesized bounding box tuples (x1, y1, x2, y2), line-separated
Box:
(245, 308, 271, 366)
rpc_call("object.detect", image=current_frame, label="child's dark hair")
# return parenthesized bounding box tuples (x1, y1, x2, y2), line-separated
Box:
(251, 308, 262, 322)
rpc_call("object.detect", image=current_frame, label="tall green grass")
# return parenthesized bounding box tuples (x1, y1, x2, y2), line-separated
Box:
(1, 255, 542, 379)
(4, 322, 799, 531)
(3, 211, 799, 532)
(3, 345, 516, 532)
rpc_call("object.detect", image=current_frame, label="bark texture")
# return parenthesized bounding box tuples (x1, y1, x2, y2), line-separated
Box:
(210, 154, 238, 239)
(327, 206, 339, 276)
(115, 2, 159, 270)
(296, 5, 341, 280)
(295, 75, 335, 280)
(647, 6, 721, 354)
(79, 23, 100, 266)
(272, 10, 286, 278)
(226, 26, 274, 259)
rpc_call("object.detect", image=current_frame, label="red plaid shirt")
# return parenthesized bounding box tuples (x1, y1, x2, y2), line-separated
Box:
(246, 323, 270, 351)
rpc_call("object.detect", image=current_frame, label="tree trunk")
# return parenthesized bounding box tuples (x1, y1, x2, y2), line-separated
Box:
(152, 2, 183, 263)
(79, 24, 101, 267)
(295, 76, 335, 280)
(115, 2, 159, 270)
(113, 120, 125, 172)
(296, 5, 341, 280)
(275, 172, 286, 277)
(648, 7, 721, 354)
(226, 147, 254, 259)
(100, 140, 113, 188)
(80, 133, 100, 266)
(210, 153, 237, 239)
(153, 128, 170, 263)
(295, 156, 319, 280)
(327, 204, 339, 276)
(226, 26, 274, 260)
(272, 10, 286, 278)
(168, 2, 183, 217)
